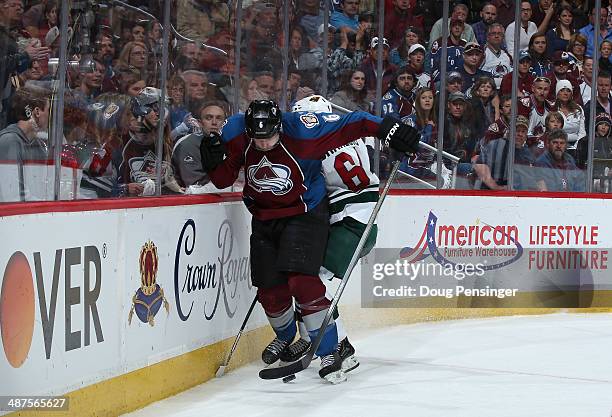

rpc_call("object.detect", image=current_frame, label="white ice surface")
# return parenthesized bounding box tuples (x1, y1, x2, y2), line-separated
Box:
(123, 313, 612, 417)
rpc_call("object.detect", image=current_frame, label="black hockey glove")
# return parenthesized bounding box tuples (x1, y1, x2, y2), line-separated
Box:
(200, 132, 226, 172)
(377, 116, 420, 154)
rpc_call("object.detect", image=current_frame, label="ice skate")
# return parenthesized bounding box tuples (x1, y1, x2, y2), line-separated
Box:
(319, 351, 346, 384)
(338, 337, 359, 373)
(279, 338, 311, 362)
(262, 337, 291, 365)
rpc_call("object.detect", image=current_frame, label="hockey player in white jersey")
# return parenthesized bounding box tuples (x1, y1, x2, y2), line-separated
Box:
(282, 95, 380, 379)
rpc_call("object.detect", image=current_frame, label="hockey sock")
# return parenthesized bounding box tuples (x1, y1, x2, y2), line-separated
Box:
(287, 274, 338, 357)
(257, 284, 296, 342)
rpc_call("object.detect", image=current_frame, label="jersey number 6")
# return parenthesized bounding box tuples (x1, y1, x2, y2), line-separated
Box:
(334, 152, 370, 192)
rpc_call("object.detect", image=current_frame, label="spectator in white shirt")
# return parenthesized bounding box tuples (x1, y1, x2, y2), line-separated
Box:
(505, 1, 538, 58)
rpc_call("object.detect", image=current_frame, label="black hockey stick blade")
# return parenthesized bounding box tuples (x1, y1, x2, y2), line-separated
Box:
(259, 162, 401, 380)
(258, 355, 311, 379)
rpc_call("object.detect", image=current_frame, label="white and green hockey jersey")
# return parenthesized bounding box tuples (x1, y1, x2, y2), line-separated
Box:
(322, 138, 380, 225)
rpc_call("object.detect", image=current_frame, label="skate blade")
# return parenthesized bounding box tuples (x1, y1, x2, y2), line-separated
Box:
(322, 370, 347, 384)
(341, 355, 360, 373)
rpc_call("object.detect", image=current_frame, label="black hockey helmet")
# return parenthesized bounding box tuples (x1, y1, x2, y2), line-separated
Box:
(245, 100, 281, 139)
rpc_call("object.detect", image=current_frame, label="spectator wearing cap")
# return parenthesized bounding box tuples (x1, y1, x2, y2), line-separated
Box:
(406, 44, 431, 90)
(381, 66, 416, 119)
(518, 75, 556, 139)
(481, 23, 512, 89)
(576, 113, 612, 170)
(390, 26, 423, 68)
(384, 0, 424, 50)
(505, 1, 538, 59)
(527, 32, 552, 77)
(429, 17, 468, 82)
(429, 3, 476, 51)
(584, 71, 612, 136)
(457, 42, 492, 96)
(554, 79, 585, 151)
(11, 59, 43, 90)
(474, 115, 536, 190)
(579, 6, 612, 58)
(547, 50, 582, 105)
(534, 128, 584, 192)
(500, 50, 535, 97)
(444, 91, 477, 181)
(471, 3, 499, 46)
(359, 36, 397, 94)
(545, 5, 576, 57)
(330, 0, 360, 32)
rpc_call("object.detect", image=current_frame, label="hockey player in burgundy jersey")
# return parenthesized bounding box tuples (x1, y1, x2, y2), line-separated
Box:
(200, 100, 419, 383)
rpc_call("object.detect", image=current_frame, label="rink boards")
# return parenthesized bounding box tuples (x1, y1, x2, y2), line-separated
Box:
(1, 191, 612, 416)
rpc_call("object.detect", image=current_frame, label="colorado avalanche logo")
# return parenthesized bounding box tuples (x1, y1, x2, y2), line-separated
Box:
(300, 113, 319, 128)
(493, 62, 510, 78)
(247, 156, 293, 195)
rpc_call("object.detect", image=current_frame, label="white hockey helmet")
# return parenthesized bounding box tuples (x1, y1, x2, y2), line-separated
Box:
(292, 95, 333, 113)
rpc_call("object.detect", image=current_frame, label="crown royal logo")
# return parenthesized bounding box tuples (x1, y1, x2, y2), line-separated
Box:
(128, 240, 170, 326)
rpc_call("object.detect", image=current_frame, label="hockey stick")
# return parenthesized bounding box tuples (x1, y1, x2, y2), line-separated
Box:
(216, 295, 258, 377)
(258, 161, 401, 380)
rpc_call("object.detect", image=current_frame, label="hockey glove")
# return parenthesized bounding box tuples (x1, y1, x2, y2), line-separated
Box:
(200, 132, 226, 172)
(377, 116, 420, 154)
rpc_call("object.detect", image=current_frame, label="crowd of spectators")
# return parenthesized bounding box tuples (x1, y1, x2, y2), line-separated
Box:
(1, 0, 612, 201)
